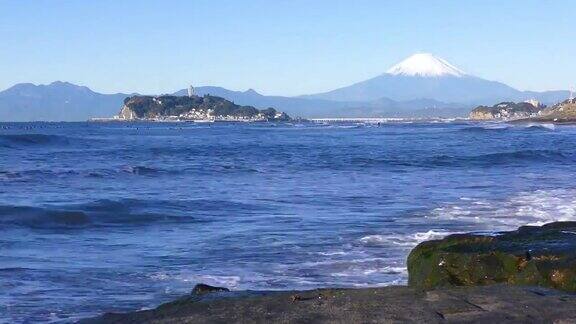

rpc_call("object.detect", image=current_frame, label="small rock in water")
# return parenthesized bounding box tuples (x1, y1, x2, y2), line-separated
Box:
(290, 294, 302, 302)
(192, 283, 230, 295)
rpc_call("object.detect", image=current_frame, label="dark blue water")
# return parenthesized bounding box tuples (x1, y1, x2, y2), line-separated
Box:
(2, 121, 576, 322)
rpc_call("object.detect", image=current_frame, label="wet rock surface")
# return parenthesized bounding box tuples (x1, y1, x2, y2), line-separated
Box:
(191, 283, 230, 295)
(80, 285, 576, 323)
(408, 222, 576, 291)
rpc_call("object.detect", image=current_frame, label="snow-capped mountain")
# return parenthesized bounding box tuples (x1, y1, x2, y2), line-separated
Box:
(302, 53, 538, 104)
(386, 53, 466, 77)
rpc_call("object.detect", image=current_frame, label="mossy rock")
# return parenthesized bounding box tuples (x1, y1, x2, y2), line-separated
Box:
(407, 222, 576, 291)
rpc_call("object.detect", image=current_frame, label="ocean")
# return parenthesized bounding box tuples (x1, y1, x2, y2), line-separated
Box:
(1, 120, 576, 323)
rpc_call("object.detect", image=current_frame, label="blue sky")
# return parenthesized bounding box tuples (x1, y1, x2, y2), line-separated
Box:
(1, 0, 574, 95)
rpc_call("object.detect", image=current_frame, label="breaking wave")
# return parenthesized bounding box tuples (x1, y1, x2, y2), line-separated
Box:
(358, 230, 455, 247)
(427, 188, 576, 231)
(460, 123, 556, 133)
(460, 124, 511, 132)
(523, 123, 556, 131)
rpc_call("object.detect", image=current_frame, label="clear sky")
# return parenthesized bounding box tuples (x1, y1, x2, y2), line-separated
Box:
(1, 0, 574, 95)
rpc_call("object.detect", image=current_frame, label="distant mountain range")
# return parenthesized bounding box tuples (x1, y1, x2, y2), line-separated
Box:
(0, 54, 571, 121)
(0, 81, 131, 121)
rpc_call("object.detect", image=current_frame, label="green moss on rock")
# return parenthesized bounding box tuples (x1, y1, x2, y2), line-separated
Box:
(407, 222, 576, 291)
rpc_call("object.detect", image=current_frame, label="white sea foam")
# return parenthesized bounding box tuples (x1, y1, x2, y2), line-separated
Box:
(350, 278, 405, 287)
(316, 251, 348, 256)
(299, 257, 391, 268)
(359, 229, 454, 247)
(151, 188, 576, 295)
(523, 123, 555, 131)
(331, 266, 407, 278)
(472, 122, 557, 132)
(428, 188, 576, 231)
(150, 272, 241, 289)
(483, 123, 510, 130)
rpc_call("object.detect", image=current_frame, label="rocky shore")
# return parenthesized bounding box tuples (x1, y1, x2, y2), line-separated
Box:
(469, 101, 544, 120)
(82, 222, 576, 323)
(518, 98, 576, 123)
(469, 99, 576, 123)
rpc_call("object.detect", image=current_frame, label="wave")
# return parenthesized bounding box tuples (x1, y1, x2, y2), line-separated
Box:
(427, 188, 576, 231)
(0, 166, 180, 181)
(122, 165, 166, 175)
(354, 187, 576, 281)
(122, 164, 261, 176)
(150, 272, 242, 290)
(359, 230, 455, 248)
(523, 123, 556, 131)
(0, 205, 92, 228)
(428, 149, 572, 167)
(349, 149, 572, 169)
(0, 169, 81, 181)
(459, 124, 511, 132)
(0, 198, 264, 229)
(0, 134, 73, 148)
(331, 265, 408, 278)
(0, 163, 260, 182)
(460, 123, 556, 133)
(0, 169, 118, 182)
(0, 267, 31, 272)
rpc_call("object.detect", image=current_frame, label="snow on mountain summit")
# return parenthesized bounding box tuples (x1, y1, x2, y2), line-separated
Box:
(386, 53, 466, 77)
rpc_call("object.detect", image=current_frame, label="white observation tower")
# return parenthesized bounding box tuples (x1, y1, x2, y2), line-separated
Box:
(187, 85, 195, 97)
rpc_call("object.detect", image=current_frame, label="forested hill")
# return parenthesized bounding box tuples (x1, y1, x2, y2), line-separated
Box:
(119, 95, 290, 121)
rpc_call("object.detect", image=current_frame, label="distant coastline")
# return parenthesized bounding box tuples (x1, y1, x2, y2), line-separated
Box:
(469, 98, 576, 123)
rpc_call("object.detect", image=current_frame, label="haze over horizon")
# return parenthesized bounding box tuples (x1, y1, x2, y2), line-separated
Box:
(1, 0, 575, 96)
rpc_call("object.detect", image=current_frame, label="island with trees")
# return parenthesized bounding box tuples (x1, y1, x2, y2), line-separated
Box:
(117, 94, 291, 122)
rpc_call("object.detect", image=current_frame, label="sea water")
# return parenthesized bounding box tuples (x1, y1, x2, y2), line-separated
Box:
(1, 121, 576, 322)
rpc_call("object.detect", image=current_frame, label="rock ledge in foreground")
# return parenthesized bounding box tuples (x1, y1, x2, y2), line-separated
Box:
(80, 285, 576, 323)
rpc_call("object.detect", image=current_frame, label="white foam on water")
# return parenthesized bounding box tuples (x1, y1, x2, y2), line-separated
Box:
(299, 257, 391, 268)
(349, 188, 576, 288)
(428, 188, 576, 231)
(316, 251, 349, 256)
(147, 188, 576, 294)
(359, 229, 455, 247)
(150, 272, 241, 289)
(478, 123, 511, 130)
(186, 275, 241, 288)
(523, 123, 556, 131)
(350, 277, 406, 288)
(149, 272, 171, 281)
(331, 266, 407, 278)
